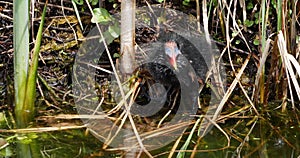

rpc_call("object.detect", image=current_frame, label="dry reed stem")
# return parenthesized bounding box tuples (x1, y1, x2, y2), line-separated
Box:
(0, 125, 87, 133)
(41, 114, 108, 119)
(253, 38, 271, 101)
(277, 31, 300, 109)
(212, 54, 251, 121)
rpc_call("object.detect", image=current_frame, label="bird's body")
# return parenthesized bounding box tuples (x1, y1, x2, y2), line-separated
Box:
(131, 36, 207, 117)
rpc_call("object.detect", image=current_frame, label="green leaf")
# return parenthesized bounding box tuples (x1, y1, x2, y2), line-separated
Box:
(157, 0, 164, 3)
(17, 135, 32, 144)
(253, 39, 260, 45)
(113, 53, 120, 58)
(99, 30, 115, 44)
(91, 97, 99, 101)
(183, 0, 190, 6)
(271, 0, 277, 9)
(247, 2, 253, 10)
(28, 133, 38, 139)
(113, 3, 118, 8)
(254, 12, 259, 18)
(91, 8, 112, 24)
(235, 40, 241, 45)
(89, 0, 98, 6)
(108, 24, 120, 38)
(296, 35, 300, 43)
(244, 19, 254, 27)
(72, 0, 84, 5)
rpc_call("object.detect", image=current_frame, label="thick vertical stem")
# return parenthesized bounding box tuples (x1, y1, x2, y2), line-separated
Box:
(14, 0, 32, 129)
(120, 0, 136, 75)
(13, 0, 30, 123)
(120, 1, 137, 156)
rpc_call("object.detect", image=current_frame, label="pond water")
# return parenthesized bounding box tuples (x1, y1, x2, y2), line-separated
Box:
(1, 104, 299, 157)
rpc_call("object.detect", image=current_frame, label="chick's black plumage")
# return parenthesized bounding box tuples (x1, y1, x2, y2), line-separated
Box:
(131, 33, 208, 117)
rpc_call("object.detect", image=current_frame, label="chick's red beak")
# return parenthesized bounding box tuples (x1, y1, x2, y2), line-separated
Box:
(169, 54, 178, 70)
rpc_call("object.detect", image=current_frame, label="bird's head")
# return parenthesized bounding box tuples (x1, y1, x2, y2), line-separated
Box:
(164, 41, 181, 70)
